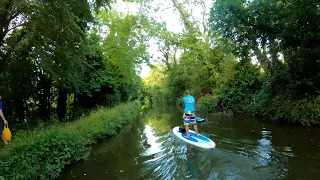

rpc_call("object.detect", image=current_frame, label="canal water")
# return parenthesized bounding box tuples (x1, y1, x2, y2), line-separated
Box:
(59, 107, 320, 180)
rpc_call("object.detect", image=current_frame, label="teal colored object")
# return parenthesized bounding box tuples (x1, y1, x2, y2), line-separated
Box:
(195, 116, 204, 122)
(182, 96, 196, 112)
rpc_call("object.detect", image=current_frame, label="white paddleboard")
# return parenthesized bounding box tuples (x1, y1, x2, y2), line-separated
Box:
(172, 126, 216, 149)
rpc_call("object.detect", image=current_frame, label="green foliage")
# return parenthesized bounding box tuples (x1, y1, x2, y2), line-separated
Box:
(0, 0, 95, 122)
(142, 0, 320, 126)
(250, 93, 320, 126)
(196, 94, 218, 113)
(0, 101, 141, 179)
(0, 0, 149, 125)
(70, 100, 141, 142)
(97, 10, 149, 85)
(210, 0, 320, 93)
(142, 65, 175, 108)
(0, 128, 88, 180)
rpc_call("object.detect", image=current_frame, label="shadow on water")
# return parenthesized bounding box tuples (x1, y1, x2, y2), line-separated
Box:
(59, 107, 320, 180)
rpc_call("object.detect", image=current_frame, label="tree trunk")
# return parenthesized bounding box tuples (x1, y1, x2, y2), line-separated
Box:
(38, 76, 52, 121)
(57, 87, 68, 122)
(73, 93, 78, 107)
(14, 94, 25, 122)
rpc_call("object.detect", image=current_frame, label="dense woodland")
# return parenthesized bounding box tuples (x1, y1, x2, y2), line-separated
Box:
(0, 0, 319, 128)
(0, 0, 155, 129)
(0, 0, 318, 179)
(143, 0, 320, 126)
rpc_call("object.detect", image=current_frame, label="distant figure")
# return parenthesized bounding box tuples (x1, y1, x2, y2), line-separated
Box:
(182, 90, 198, 138)
(0, 95, 9, 147)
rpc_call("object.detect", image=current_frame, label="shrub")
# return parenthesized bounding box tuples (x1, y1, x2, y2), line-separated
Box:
(71, 100, 141, 142)
(0, 100, 141, 180)
(260, 95, 320, 126)
(0, 127, 88, 180)
(196, 94, 219, 113)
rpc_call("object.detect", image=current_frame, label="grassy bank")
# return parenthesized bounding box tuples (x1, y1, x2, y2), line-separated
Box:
(0, 100, 141, 180)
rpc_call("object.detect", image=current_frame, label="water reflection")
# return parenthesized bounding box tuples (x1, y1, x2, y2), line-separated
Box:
(141, 125, 163, 156)
(138, 121, 188, 179)
(59, 108, 320, 180)
(255, 129, 274, 167)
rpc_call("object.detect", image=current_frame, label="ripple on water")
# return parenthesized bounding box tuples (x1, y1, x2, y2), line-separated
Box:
(58, 110, 320, 180)
(135, 123, 289, 180)
(280, 146, 296, 158)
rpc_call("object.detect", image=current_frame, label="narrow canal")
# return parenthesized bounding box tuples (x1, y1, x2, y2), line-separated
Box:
(59, 107, 320, 180)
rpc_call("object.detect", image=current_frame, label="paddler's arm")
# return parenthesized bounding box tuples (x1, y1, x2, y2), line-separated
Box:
(0, 109, 8, 125)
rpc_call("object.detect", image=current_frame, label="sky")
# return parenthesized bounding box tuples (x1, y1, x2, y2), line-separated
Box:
(112, 0, 213, 78)
(111, 1, 281, 79)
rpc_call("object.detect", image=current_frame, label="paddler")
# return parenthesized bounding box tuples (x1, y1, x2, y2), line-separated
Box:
(0, 95, 9, 147)
(182, 90, 198, 138)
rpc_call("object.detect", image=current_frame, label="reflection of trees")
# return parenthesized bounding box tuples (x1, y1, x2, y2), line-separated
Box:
(144, 108, 182, 136)
(267, 124, 320, 180)
(90, 118, 145, 156)
(60, 117, 146, 179)
(138, 109, 192, 179)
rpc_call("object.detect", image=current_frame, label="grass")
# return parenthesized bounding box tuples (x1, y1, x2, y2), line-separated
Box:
(0, 100, 141, 180)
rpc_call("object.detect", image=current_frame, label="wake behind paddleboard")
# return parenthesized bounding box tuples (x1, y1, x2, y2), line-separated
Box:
(172, 126, 216, 149)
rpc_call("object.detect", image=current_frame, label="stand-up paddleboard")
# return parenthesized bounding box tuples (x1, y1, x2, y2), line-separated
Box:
(196, 116, 204, 122)
(172, 126, 216, 149)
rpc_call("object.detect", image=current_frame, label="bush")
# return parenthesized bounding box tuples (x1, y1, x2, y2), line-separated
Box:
(0, 128, 88, 180)
(196, 94, 219, 113)
(71, 100, 141, 142)
(0, 101, 141, 180)
(255, 95, 320, 126)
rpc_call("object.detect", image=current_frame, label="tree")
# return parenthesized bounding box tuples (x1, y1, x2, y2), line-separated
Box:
(210, 0, 320, 95)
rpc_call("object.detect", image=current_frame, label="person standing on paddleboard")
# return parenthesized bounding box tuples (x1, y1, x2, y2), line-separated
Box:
(182, 90, 198, 138)
(0, 95, 9, 148)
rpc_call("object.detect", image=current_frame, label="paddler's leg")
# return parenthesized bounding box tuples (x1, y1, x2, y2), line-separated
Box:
(191, 113, 198, 136)
(185, 125, 190, 138)
(193, 124, 198, 136)
(183, 113, 190, 138)
(0, 123, 8, 147)
(1, 134, 8, 147)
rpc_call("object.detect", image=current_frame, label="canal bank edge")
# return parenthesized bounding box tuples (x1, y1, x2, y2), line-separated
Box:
(0, 100, 141, 180)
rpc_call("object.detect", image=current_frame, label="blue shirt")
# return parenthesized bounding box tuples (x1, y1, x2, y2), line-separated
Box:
(0, 101, 2, 121)
(182, 95, 196, 112)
